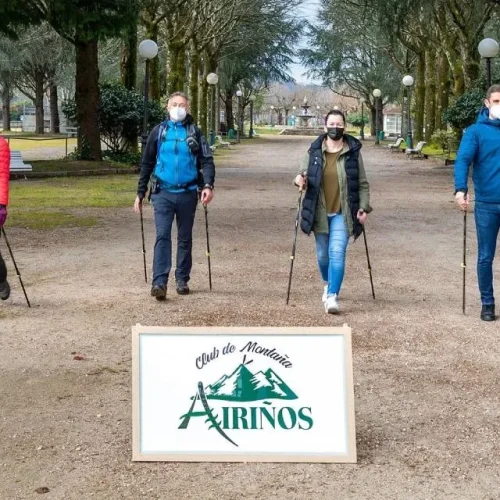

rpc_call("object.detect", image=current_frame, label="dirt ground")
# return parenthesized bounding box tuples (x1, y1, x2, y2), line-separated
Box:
(1, 135, 499, 500)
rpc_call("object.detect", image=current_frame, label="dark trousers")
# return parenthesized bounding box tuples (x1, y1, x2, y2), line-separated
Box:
(151, 189, 198, 287)
(0, 250, 6, 283)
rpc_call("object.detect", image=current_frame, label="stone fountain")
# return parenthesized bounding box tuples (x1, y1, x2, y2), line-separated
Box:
(296, 96, 316, 127)
(281, 95, 325, 136)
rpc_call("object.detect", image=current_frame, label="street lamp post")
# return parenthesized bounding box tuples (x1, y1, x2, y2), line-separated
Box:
(270, 105, 274, 127)
(249, 95, 256, 138)
(236, 89, 243, 141)
(372, 89, 381, 145)
(402, 75, 414, 149)
(138, 39, 158, 151)
(478, 38, 499, 88)
(206, 73, 218, 146)
(360, 97, 365, 140)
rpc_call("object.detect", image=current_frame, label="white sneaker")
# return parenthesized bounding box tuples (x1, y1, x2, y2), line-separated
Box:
(322, 285, 328, 303)
(324, 294, 340, 314)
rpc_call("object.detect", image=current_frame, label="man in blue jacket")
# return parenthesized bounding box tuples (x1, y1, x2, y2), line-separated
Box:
(134, 92, 215, 301)
(454, 85, 500, 321)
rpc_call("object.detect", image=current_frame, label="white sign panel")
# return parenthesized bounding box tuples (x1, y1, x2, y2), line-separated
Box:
(132, 326, 356, 463)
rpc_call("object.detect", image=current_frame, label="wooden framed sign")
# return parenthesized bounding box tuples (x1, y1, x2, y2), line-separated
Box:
(132, 326, 356, 463)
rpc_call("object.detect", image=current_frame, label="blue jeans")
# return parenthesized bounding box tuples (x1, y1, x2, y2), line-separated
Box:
(314, 213, 349, 296)
(475, 201, 500, 305)
(151, 189, 198, 287)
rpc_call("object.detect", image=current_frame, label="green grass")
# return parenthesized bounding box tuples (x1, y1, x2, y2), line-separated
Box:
(8, 211, 98, 230)
(5, 136, 77, 151)
(8, 175, 138, 229)
(253, 127, 283, 135)
(30, 159, 133, 173)
(422, 144, 456, 160)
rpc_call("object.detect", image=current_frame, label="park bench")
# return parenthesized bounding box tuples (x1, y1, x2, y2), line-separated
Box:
(9, 150, 33, 173)
(406, 141, 427, 159)
(66, 127, 78, 137)
(388, 137, 404, 152)
(215, 135, 231, 149)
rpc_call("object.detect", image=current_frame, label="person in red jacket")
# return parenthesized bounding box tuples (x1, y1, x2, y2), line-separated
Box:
(0, 136, 10, 300)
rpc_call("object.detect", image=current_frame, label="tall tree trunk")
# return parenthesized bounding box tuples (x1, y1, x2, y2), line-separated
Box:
(75, 37, 102, 160)
(189, 46, 200, 122)
(216, 86, 221, 133)
(167, 38, 184, 94)
(225, 89, 234, 130)
(49, 82, 60, 134)
(121, 16, 138, 152)
(199, 68, 209, 137)
(239, 100, 245, 136)
(2, 78, 11, 131)
(121, 16, 138, 90)
(370, 105, 376, 137)
(414, 52, 426, 142)
(424, 49, 436, 142)
(144, 23, 160, 101)
(35, 68, 45, 134)
(436, 52, 450, 131)
(199, 54, 216, 137)
(177, 45, 186, 92)
(460, 37, 481, 91)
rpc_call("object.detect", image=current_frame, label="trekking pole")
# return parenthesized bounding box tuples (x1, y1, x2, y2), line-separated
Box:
(0, 227, 31, 307)
(203, 204, 212, 291)
(286, 190, 303, 305)
(362, 225, 376, 300)
(462, 209, 467, 315)
(139, 204, 147, 283)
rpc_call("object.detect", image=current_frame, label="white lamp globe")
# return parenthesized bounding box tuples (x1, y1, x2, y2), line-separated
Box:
(206, 73, 219, 85)
(138, 39, 158, 60)
(402, 75, 414, 87)
(478, 38, 500, 58)
(236, 90, 243, 97)
(372, 89, 381, 98)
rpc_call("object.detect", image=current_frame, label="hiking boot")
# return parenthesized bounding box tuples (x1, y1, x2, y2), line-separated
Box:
(480, 304, 496, 321)
(151, 284, 167, 301)
(0, 280, 10, 301)
(176, 280, 190, 295)
(324, 294, 340, 314)
(322, 284, 328, 303)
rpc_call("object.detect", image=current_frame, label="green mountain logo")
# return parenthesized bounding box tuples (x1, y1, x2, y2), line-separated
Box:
(202, 363, 298, 402)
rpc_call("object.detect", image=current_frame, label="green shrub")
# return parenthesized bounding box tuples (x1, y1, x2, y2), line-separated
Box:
(443, 88, 484, 132)
(430, 130, 458, 150)
(62, 81, 165, 154)
(347, 112, 365, 128)
(103, 150, 142, 166)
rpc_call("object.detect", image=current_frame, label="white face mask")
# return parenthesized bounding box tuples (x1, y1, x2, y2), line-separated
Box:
(489, 104, 500, 120)
(169, 106, 187, 122)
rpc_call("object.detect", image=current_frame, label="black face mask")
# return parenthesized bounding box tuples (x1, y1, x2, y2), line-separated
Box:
(327, 127, 344, 141)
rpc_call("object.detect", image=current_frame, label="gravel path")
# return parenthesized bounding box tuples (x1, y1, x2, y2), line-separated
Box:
(0, 135, 498, 499)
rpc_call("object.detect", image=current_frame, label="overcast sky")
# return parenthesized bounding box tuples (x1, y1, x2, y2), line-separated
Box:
(289, 0, 321, 84)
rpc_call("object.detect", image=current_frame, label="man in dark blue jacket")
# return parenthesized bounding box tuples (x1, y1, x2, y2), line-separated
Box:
(454, 85, 500, 321)
(134, 91, 215, 300)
